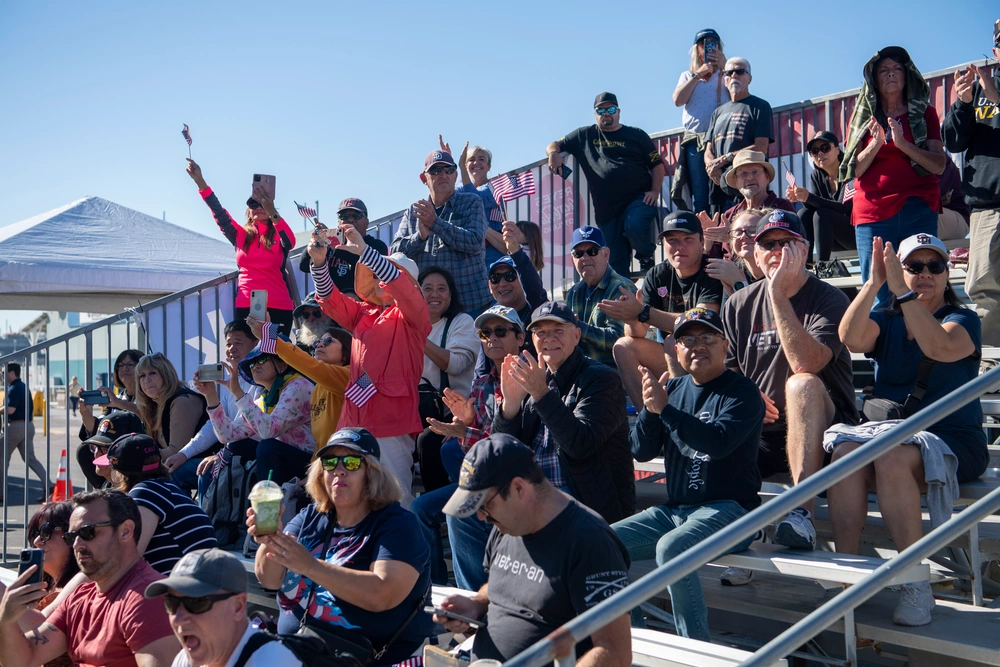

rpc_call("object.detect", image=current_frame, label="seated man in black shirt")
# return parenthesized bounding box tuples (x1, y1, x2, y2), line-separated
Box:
(296, 198, 388, 298)
(612, 308, 763, 640)
(436, 434, 632, 667)
(546, 92, 665, 276)
(601, 212, 723, 407)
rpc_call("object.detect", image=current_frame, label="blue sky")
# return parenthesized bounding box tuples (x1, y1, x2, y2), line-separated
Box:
(0, 0, 996, 329)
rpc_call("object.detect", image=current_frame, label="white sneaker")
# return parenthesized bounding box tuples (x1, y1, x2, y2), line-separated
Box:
(893, 581, 935, 626)
(773, 508, 817, 550)
(720, 567, 754, 586)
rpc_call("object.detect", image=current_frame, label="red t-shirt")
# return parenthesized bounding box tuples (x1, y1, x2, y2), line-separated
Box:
(851, 106, 941, 225)
(48, 559, 175, 667)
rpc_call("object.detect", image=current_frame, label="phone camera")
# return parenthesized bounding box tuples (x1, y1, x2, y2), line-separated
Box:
(253, 175, 261, 182)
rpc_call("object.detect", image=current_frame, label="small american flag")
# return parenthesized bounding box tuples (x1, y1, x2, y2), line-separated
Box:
(782, 160, 795, 188)
(488, 198, 507, 224)
(345, 371, 377, 407)
(181, 124, 192, 146)
(295, 201, 318, 219)
(490, 171, 536, 202)
(843, 179, 856, 202)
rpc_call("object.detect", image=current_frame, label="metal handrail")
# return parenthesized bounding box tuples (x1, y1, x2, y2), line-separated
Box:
(503, 365, 1000, 667)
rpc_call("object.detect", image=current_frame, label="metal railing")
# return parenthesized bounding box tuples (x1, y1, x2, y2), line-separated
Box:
(502, 364, 1000, 667)
(0, 271, 239, 561)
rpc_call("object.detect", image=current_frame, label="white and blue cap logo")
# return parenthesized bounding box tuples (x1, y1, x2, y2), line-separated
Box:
(317, 427, 381, 460)
(571, 225, 606, 249)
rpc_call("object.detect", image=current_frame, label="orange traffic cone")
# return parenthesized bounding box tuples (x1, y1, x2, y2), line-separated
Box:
(51, 449, 71, 502)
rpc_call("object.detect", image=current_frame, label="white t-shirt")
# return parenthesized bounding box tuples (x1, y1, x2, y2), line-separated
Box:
(677, 69, 726, 133)
(171, 624, 302, 667)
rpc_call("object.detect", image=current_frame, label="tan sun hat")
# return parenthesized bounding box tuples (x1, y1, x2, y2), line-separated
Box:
(354, 252, 419, 306)
(725, 149, 776, 188)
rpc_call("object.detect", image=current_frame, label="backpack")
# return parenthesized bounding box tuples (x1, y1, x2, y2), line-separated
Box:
(202, 452, 257, 549)
(234, 629, 366, 667)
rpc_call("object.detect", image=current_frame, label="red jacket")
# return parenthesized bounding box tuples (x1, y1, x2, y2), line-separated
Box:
(317, 273, 430, 438)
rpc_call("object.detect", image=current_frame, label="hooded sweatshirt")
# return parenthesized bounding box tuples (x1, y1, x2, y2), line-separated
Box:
(943, 68, 1000, 210)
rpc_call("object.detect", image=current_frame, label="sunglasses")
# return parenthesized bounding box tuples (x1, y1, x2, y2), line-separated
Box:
(809, 142, 833, 156)
(247, 200, 262, 210)
(478, 326, 518, 341)
(595, 106, 619, 116)
(32, 522, 64, 544)
(426, 165, 457, 176)
(489, 270, 519, 285)
(301, 309, 325, 320)
(724, 68, 748, 77)
(248, 356, 272, 369)
(163, 592, 238, 615)
(321, 455, 364, 472)
(571, 247, 601, 259)
(338, 213, 364, 222)
(63, 521, 117, 547)
(904, 260, 948, 275)
(312, 335, 336, 351)
(756, 237, 803, 251)
(677, 333, 723, 348)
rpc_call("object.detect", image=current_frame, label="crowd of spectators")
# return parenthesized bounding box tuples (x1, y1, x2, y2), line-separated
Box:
(3, 19, 1000, 667)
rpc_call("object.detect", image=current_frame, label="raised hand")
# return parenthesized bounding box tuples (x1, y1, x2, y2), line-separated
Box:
(886, 117, 907, 148)
(185, 158, 208, 189)
(866, 118, 886, 147)
(426, 417, 468, 439)
(869, 236, 887, 289)
(769, 240, 807, 298)
(507, 351, 550, 401)
(191, 370, 220, 405)
(501, 220, 522, 255)
(442, 388, 475, 425)
(705, 257, 745, 286)
(499, 354, 529, 416)
(307, 232, 329, 266)
(597, 286, 644, 322)
(882, 241, 909, 297)
(954, 66, 976, 104)
(339, 224, 367, 256)
(640, 366, 670, 414)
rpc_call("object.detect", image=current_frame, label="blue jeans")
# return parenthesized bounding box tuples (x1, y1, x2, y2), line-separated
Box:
(856, 197, 938, 309)
(412, 438, 468, 585)
(684, 141, 710, 215)
(170, 456, 201, 495)
(612, 500, 753, 641)
(600, 197, 658, 276)
(446, 511, 492, 591)
(256, 439, 312, 486)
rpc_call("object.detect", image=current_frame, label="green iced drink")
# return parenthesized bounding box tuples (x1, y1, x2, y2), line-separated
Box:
(249, 480, 283, 536)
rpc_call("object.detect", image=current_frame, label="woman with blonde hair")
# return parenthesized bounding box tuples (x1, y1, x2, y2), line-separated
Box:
(250, 427, 432, 666)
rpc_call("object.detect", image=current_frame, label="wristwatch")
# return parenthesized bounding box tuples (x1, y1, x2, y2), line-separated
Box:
(732, 281, 747, 292)
(637, 304, 651, 323)
(897, 290, 920, 305)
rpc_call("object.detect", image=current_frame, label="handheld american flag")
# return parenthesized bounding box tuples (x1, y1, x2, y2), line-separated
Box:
(181, 124, 192, 146)
(489, 171, 536, 203)
(843, 179, 856, 202)
(345, 371, 377, 407)
(782, 160, 796, 188)
(295, 201, 318, 219)
(488, 198, 507, 224)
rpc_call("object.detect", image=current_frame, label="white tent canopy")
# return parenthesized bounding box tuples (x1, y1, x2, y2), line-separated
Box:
(0, 196, 237, 313)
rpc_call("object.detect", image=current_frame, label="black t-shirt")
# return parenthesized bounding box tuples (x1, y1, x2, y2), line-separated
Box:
(473, 501, 631, 662)
(297, 235, 389, 294)
(557, 125, 663, 223)
(706, 95, 774, 157)
(640, 256, 723, 329)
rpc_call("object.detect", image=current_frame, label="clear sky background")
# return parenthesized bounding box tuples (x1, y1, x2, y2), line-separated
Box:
(0, 0, 996, 330)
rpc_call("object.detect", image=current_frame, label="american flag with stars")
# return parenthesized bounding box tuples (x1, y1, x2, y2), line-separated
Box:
(489, 171, 536, 202)
(181, 124, 192, 146)
(295, 201, 318, 219)
(345, 371, 377, 407)
(843, 179, 856, 202)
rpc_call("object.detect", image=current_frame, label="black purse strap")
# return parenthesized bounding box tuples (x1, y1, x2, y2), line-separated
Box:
(372, 579, 432, 663)
(901, 355, 935, 416)
(438, 317, 453, 392)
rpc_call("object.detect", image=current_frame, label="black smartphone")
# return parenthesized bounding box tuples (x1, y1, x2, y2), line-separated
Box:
(704, 37, 718, 63)
(80, 390, 110, 406)
(423, 605, 486, 628)
(18, 548, 44, 585)
(558, 165, 573, 180)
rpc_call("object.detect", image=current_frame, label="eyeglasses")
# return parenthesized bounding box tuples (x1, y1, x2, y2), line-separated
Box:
(320, 455, 364, 472)
(594, 106, 619, 116)
(676, 333, 724, 349)
(730, 228, 754, 239)
(756, 238, 803, 251)
(32, 522, 64, 544)
(163, 592, 238, 615)
(89, 443, 110, 455)
(426, 165, 457, 176)
(63, 521, 117, 547)
(479, 483, 509, 517)
(724, 68, 748, 77)
(301, 309, 325, 320)
(489, 270, 519, 285)
(571, 247, 601, 259)
(809, 142, 833, 156)
(904, 260, 948, 275)
(248, 356, 272, 369)
(312, 335, 336, 351)
(115, 361, 137, 371)
(737, 167, 765, 180)
(338, 212, 364, 222)
(478, 326, 517, 341)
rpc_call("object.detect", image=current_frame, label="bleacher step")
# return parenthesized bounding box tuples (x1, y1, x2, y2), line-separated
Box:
(631, 628, 786, 667)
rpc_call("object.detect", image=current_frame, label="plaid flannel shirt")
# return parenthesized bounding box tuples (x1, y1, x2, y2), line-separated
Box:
(390, 191, 492, 311)
(462, 366, 502, 451)
(529, 375, 569, 491)
(564, 267, 636, 366)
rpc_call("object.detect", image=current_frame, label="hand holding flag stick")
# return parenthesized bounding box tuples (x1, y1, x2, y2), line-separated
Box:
(181, 124, 192, 159)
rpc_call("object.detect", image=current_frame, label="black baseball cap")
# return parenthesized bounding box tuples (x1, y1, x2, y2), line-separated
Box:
(755, 209, 807, 241)
(693, 29, 720, 45)
(83, 411, 144, 448)
(806, 130, 840, 152)
(674, 307, 726, 339)
(315, 427, 381, 461)
(658, 211, 702, 239)
(145, 548, 249, 598)
(527, 300, 579, 330)
(594, 92, 618, 108)
(93, 433, 160, 473)
(337, 198, 368, 216)
(443, 434, 539, 518)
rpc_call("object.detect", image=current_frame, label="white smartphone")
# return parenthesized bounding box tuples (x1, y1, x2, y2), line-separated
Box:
(250, 290, 268, 319)
(197, 364, 225, 382)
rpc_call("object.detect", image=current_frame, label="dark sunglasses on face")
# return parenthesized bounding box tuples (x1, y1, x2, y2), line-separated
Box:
(595, 106, 619, 116)
(320, 455, 364, 472)
(489, 270, 519, 285)
(32, 522, 64, 544)
(426, 165, 457, 176)
(247, 200, 262, 210)
(756, 238, 803, 251)
(904, 260, 948, 275)
(302, 309, 325, 320)
(478, 326, 517, 341)
(338, 213, 364, 222)
(571, 247, 601, 259)
(312, 335, 336, 351)
(724, 68, 748, 77)
(163, 592, 238, 615)
(248, 356, 272, 369)
(63, 521, 117, 547)
(809, 142, 833, 156)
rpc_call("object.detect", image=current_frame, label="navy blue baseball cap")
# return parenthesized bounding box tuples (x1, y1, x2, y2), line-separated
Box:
(443, 434, 539, 518)
(424, 150, 456, 170)
(673, 307, 726, 339)
(755, 209, 807, 241)
(571, 225, 606, 249)
(315, 427, 381, 461)
(658, 211, 702, 239)
(488, 256, 518, 274)
(528, 300, 579, 330)
(694, 29, 720, 44)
